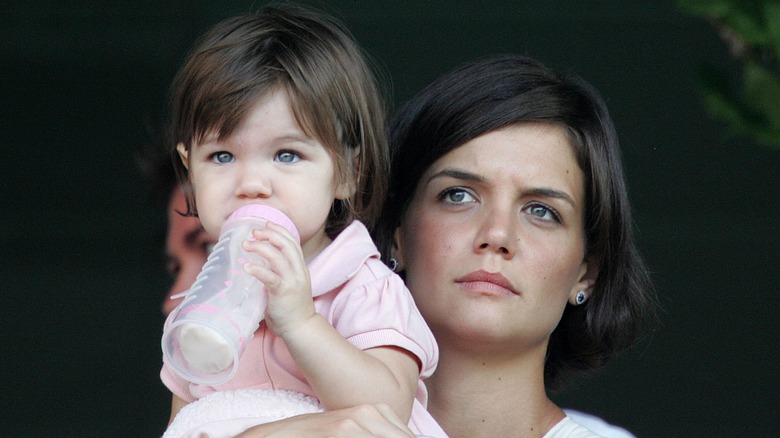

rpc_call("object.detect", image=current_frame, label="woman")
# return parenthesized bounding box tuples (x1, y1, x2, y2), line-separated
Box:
(239, 54, 657, 437)
(374, 54, 657, 437)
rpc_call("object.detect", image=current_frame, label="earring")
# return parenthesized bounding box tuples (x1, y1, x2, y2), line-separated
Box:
(389, 258, 398, 272)
(575, 290, 587, 305)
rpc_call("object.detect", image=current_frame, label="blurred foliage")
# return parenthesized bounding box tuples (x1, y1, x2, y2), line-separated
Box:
(678, 0, 780, 149)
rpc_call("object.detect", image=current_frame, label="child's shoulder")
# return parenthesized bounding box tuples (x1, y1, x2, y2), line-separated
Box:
(310, 220, 396, 293)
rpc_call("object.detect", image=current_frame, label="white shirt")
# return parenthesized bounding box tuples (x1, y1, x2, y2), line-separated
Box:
(545, 416, 604, 437)
(560, 410, 636, 438)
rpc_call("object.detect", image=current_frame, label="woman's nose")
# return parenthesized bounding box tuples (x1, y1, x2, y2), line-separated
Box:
(474, 209, 517, 259)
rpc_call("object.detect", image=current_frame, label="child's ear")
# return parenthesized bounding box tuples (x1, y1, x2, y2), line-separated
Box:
(176, 143, 189, 169)
(335, 174, 356, 200)
(335, 148, 358, 200)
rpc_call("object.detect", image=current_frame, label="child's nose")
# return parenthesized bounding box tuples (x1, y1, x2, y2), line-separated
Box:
(236, 164, 272, 199)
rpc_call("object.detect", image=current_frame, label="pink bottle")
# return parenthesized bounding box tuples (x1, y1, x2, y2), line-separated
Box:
(162, 204, 299, 385)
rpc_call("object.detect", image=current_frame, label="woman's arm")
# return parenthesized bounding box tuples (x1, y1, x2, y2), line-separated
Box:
(235, 403, 415, 438)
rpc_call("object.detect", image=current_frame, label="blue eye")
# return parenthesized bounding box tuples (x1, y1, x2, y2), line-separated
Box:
(275, 150, 300, 163)
(438, 188, 476, 204)
(524, 203, 561, 222)
(211, 152, 234, 164)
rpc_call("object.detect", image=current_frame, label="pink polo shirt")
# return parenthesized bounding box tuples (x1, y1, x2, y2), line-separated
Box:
(161, 221, 445, 436)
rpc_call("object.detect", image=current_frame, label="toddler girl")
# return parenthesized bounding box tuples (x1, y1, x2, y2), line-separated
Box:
(159, 5, 441, 438)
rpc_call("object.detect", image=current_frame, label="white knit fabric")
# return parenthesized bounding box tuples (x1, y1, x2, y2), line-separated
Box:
(164, 389, 323, 438)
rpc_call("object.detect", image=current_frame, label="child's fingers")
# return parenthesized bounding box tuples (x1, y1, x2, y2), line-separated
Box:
(261, 221, 300, 247)
(241, 225, 310, 296)
(264, 221, 307, 268)
(248, 225, 305, 270)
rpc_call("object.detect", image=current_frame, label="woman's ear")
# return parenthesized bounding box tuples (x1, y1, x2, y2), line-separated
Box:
(391, 226, 406, 272)
(568, 258, 599, 305)
(176, 143, 190, 169)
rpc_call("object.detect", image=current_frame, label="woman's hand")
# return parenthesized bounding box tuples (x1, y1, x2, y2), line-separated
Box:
(235, 403, 415, 438)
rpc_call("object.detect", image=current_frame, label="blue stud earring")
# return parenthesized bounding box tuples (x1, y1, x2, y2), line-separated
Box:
(575, 290, 587, 305)
(389, 258, 398, 272)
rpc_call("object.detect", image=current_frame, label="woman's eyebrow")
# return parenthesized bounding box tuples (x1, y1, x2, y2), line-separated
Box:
(426, 168, 484, 184)
(525, 187, 577, 209)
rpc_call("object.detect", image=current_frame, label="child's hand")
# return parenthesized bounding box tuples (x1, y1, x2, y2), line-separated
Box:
(242, 221, 315, 337)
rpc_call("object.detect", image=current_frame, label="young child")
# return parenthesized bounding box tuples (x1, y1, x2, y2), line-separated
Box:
(159, 5, 442, 437)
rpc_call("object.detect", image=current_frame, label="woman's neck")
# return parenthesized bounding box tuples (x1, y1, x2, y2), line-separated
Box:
(425, 342, 564, 438)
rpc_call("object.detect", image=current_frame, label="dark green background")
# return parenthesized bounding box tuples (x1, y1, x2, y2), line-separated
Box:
(2, 1, 778, 436)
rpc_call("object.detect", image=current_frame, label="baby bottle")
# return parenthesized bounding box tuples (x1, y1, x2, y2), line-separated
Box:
(161, 204, 299, 385)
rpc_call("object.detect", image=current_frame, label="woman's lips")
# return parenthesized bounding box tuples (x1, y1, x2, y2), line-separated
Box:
(455, 270, 519, 296)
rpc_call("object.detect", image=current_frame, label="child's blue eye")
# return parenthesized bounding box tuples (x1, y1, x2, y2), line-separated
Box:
(275, 150, 301, 163)
(211, 152, 234, 164)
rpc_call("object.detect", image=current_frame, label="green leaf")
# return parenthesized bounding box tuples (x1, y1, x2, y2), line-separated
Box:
(680, 0, 780, 149)
(694, 64, 780, 149)
(722, 10, 768, 46)
(743, 61, 780, 128)
(763, 2, 780, 58)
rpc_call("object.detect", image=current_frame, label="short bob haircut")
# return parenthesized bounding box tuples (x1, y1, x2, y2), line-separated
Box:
(376, 54, 658, 390)
(168, 5, 388, 236)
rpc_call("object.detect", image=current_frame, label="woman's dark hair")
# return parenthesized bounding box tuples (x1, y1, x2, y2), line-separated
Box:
(376, 54, 657, 390)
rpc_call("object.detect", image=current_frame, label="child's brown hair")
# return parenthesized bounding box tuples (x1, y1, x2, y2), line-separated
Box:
(169, 5, 388, 236)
